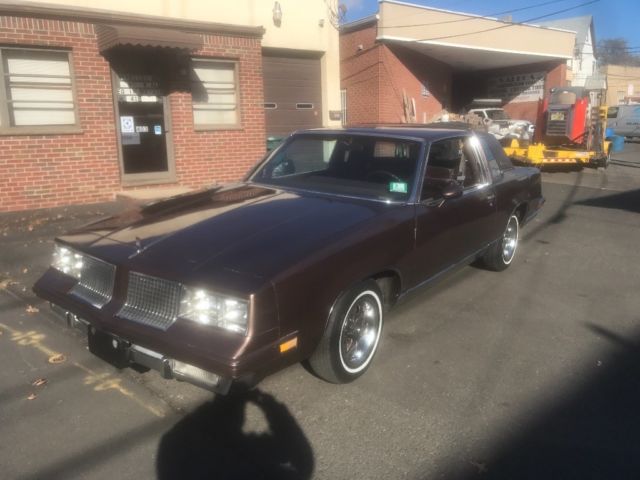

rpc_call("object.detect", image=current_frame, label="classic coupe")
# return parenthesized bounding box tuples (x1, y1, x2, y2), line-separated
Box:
(34, 127, 544, 393)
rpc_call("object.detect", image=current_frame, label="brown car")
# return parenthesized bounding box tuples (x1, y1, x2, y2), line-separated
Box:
(34, 127, 544, 393)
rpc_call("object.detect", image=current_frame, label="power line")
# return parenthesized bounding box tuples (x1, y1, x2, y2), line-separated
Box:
(380, 0, 574, 29)
(411, 0, 600, 43)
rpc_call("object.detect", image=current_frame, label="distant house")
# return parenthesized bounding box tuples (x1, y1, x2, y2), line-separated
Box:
(537, 16, 597, 88)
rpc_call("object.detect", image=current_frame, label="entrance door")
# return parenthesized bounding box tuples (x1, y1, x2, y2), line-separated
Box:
(110, 50, 175, 184)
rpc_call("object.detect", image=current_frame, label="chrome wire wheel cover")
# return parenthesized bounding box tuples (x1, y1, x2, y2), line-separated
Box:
(338, 291, 382, 373)
(502, 215, 519, 264)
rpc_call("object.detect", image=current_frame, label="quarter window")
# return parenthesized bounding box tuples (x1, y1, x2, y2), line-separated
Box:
(0, 48, 77, 131)
(190, 59, 239, 128)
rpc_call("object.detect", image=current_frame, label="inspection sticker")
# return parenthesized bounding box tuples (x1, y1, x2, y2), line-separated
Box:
(389, 182, 408, 193)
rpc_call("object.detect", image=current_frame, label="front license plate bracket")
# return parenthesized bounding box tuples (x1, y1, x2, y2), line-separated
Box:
(88, 329, 130, 369)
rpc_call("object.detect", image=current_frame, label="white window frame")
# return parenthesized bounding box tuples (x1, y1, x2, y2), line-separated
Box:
(190, 58, 241, 130)
(0, 46, 80, 135)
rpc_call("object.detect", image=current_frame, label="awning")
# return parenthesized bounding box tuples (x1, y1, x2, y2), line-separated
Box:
(96, 24, 203, 53)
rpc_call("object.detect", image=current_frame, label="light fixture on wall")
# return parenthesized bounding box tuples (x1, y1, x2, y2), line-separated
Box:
(273, 1, 282, 27)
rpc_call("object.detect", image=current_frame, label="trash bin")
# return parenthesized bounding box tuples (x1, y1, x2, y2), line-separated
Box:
(605, 127, 615, 139)
(610, 135, 625, 153)
(266, 136, 283, 152)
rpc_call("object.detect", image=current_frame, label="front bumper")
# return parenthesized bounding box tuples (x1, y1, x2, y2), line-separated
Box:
(51, 303, 233, 393)
(34, 267, 285, 394)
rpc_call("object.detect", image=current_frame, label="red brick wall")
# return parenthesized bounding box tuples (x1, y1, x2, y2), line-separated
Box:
(341, 24, 453, 125)
(0, 15, 265, 212)
(169, 34, 265, 187)
(340, 24, 380, 125)
(0, 16, 120, 212)
(378, 44, 452, 124)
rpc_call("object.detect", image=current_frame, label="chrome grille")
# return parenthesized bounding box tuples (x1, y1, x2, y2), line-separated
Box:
(117, 272, 183, 330)
(69, 255, 115, 308)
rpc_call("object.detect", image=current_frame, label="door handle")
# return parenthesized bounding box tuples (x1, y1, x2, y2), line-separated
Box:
(423, 198, 445, 208)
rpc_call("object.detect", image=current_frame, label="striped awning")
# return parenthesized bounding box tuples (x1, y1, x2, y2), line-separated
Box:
(95, 24, 202, 52)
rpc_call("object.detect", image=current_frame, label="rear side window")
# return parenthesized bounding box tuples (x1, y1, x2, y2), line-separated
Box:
(425, 136, 484, 188)
(479, 134, 513, 176)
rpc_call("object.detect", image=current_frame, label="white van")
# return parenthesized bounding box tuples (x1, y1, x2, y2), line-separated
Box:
(607, 105, 640, 138)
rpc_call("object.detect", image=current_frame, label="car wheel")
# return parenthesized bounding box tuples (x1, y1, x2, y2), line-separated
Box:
(308, 280, 384, 384)
(481, 214, 519, 271)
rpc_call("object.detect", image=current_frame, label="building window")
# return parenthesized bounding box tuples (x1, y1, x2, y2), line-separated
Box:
(190, 59, 239, 129)
(340, 89, 347, 126)
(0, 48, 78, 132)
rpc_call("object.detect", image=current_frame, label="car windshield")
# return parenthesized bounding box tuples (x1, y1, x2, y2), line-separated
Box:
(251, 134, 422, 201)
(486, 109, 510, 120)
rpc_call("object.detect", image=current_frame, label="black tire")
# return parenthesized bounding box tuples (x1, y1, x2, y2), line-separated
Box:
(480, 214, 519, 272)
(308, 280, 384, 384)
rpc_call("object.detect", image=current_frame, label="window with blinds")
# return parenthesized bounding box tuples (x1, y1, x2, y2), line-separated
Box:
(190, 59, 239, 128)
(0, 48, 77, 130)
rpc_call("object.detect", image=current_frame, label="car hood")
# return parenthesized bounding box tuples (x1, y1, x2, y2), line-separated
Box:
(59, 184, 389, 280)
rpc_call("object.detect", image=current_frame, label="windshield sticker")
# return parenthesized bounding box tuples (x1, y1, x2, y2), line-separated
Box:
(389, 182, 408, 194)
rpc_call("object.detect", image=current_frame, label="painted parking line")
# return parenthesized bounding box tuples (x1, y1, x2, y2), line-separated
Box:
(0, 291, 169, 418)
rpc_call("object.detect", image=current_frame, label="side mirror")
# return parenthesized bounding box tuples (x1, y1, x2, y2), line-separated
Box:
(441, 182, 463, 200)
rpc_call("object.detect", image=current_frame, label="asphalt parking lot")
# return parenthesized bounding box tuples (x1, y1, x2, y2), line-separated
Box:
(1, 142, 640, 480)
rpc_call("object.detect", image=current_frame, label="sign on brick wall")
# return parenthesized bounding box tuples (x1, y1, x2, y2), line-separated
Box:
(487, 72, 545, 103)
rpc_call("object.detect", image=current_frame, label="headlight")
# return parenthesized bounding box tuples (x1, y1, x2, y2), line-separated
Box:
(179, 288, 248, 335)
(52, 244, 85, 278)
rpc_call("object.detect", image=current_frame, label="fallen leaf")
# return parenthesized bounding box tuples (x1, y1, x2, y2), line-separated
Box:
(22, 268, 28, 274)
(0, 279, 13, 289)
(32, 378, 47, 387)
(25, 305, 39, 314)
(27, 225, 33, 232)
(48, 353, 66, 364)
(27, 393, 37, 400)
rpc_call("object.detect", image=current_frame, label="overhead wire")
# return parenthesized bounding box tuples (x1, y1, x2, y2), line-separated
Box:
(411, 0, 601, 43)
(379, 0, 575, 29)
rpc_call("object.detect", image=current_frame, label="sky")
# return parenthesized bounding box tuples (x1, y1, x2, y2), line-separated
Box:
(341, 0, 640, 49)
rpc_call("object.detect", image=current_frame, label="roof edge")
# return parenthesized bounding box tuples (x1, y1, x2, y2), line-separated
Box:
(0, 0, 265, 37)
(340, 14, 378, 33)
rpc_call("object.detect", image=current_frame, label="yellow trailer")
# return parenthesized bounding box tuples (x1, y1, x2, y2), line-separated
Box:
(503, 105, 612, 169)
(503, 138, 612, 168)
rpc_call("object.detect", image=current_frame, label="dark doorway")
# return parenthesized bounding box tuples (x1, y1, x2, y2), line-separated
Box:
(108, 48, 176, 183)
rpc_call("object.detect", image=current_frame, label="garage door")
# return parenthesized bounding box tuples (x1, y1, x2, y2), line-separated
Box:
(262, 53, 322, 137)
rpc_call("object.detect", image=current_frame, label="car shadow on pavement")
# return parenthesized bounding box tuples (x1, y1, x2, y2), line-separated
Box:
(435, 322, 640, 480)
(156, 389, 314, 480)
(575, 188, 640, 214)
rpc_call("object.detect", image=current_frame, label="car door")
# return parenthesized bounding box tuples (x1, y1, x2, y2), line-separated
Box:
(407, 135, 498, 288)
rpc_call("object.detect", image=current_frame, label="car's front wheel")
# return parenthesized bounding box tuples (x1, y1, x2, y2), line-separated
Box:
(480, 213, 519, 271)
(308, 280, 383, 384)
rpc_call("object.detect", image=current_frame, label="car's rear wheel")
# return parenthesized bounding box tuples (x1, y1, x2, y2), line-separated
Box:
(480, 214, 519, 271)
(308, 280, 383, 384)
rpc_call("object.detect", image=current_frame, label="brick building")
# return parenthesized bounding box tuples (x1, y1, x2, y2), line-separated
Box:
(0, 0, 342, 212)
(341, 1, 576, 127)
